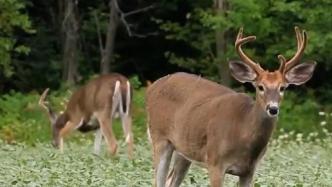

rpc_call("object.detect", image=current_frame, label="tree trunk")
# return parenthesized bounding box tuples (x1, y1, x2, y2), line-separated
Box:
(214, 0, 231, 86)
(62, 0, 79, 85)
(100, 0, 120, 74)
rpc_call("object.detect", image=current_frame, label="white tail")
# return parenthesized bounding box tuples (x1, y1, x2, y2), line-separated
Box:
(119, 81, 133, 155)
(125, 81, 131, 115)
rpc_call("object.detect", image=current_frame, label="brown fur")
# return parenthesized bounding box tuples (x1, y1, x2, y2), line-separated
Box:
(148, 27, 315, 187)
(146, 72, 276, 187)
(50, 73, 133, 157)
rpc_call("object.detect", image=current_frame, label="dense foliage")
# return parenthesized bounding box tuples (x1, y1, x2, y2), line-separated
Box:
(0, 0, 331, 91)
(161, 0, 332, 80)
(0, 85, 330, 145)
(0, 1, 331, 185)
(0, 0, 33, 78)
(0, 84, 147, 144)
(0, 0, 330, 136)
(0, 137, 331, 186)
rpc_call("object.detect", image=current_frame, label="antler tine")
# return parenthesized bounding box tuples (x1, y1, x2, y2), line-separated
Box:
(279, 26, 308, 73)
(236, 27, 243, 41)
(39, 88, 50, 109)
(39, 88, 57, 124)
(235, 27, 263, 73)
(295, 26, 302, 49)
(278, 55, 287, 72)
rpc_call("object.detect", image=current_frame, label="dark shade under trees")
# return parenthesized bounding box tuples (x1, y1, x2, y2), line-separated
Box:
(0, 0, 331, 99)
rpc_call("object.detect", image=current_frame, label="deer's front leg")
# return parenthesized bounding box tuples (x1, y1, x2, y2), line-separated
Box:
(97, 114, 117, 156)
(58, 118, 83, 153)
(208, 165, 225, 187)
(93, 129, 103, 155)
(239, 170, 255, 187)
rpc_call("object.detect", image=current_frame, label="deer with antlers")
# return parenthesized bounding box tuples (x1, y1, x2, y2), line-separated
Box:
(39, 73, 133, 157)
(146, 27, 316, 187)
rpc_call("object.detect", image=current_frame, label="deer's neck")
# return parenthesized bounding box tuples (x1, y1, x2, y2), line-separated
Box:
(238, 101, 277, 161)
(250, 101, 276, 136)
(244, 101, 277, 150)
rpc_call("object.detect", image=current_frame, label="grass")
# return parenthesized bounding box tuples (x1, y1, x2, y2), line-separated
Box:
(0, 87, 331, 186)
(0, 137, 331, 187)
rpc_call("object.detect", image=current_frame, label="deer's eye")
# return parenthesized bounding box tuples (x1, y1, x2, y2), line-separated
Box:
(258, 85, 264, 92)
(279, 86, 286, 92)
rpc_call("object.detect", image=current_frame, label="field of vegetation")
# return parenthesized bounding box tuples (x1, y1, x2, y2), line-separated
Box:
(1, 0, 332, 186)
(0, 88, 330, 186)
(0, 136, 331, 187)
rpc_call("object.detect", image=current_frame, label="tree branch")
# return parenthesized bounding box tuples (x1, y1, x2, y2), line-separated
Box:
(113, 0, 158, 38)
(93, 11, 104, 57)
(123, 5, 155, 17)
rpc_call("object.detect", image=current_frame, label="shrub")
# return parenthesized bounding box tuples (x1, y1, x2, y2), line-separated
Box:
(0, 91, 50, 144)
(0, 85, 330, 144)
(0, 87, 148, 145)
(0, 89, 72, 144)
(277, 91, 332, 138)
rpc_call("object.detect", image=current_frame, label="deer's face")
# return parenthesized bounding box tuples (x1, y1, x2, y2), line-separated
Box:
(51, 130, 60, 148)
(230, 27, 316, 118)
(230, 61, 315, 118)
(39, 88, 68, 149)
(51, 114, 67, 148)
(255, 71, 286, 117)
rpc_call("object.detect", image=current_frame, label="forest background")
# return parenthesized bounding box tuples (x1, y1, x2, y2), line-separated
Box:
(0, 0, 331, 144)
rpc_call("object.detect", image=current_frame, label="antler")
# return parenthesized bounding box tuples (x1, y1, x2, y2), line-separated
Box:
(278, 26, 307, 73)
(235, 27, 263, 74)
(39, 88, 57, 124)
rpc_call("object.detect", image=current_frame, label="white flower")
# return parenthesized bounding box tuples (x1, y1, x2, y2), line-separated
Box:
(296, 133, 303, 139)
(296, 133, 303, 143)
(320, 121, 327, 126)
(318, 112, 325, 116)
(186, 13, 191, 19)
(309, 132, 317, 137)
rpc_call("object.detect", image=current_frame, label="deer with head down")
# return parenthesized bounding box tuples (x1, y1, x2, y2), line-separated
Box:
(146, 27, 316, 187)
(39, 73, 133, 157)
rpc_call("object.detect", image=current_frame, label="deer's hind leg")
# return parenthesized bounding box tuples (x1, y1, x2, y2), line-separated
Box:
(152, 139, 174, 187)
(166, 152, 191, 187)
(120, 113, 133, 158)
(116, 80, 134, 158)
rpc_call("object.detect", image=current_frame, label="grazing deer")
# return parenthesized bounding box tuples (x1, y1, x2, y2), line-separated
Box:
(39, 73, 133, 157)
(146, 27, 316, 187)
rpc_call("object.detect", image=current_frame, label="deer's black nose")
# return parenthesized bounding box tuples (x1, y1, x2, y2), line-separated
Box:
(267, 105, 279, 117)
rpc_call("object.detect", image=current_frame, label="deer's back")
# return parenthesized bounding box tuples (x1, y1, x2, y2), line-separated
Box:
(66, 73, 129, 120)
(146, 72, 234, 137)
(146, 72, 257, 162)
(147, 72, 234, 103)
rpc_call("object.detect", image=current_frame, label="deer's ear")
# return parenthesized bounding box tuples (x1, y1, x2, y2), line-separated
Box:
(229, 61, 257, 83)
(285, 62, 316, 85)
